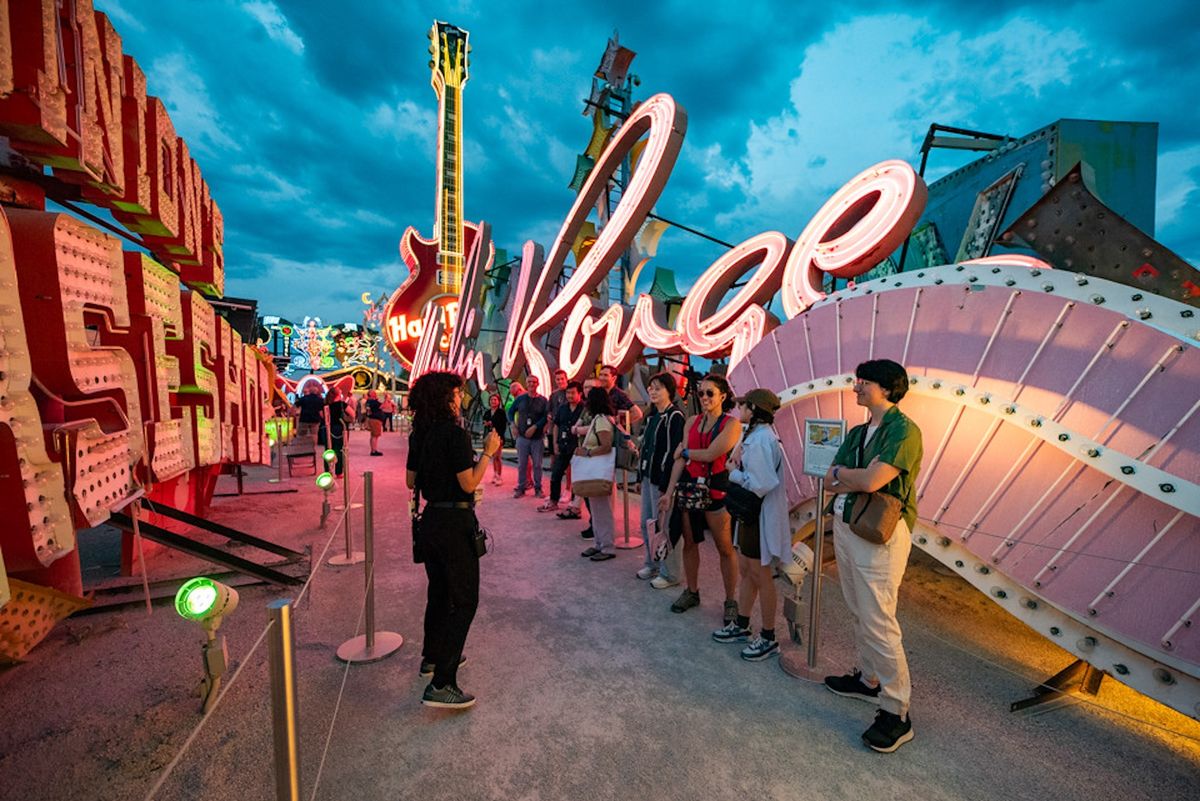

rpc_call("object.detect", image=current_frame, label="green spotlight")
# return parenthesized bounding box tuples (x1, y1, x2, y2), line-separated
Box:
(323, 448, 337, 462)
(174, 577, 239, 633)
(316, 471, 335, 490)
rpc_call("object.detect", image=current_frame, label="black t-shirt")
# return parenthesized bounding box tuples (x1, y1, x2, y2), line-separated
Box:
(486, 407, 508, 438)
(407, 421, 475, 503)
(328, 401, 348, 435)
(296, 393, 325, 423)
(608, 387, 634, 413)
(640, 404, 685, 490)
(554, 402, 583, 449)
(367, 399, 386, 420)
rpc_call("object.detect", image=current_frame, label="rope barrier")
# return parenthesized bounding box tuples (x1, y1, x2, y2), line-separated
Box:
(143, 618, 276, 800)
(142, 481, 363, 799)
(307, 562, 376, 801)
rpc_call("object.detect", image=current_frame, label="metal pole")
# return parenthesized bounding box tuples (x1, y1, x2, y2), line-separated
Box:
(337, 471, 403, 663)
(267, 599, 301, 801)
(806, 478, 827, 668)
(615, 411, 642, 549)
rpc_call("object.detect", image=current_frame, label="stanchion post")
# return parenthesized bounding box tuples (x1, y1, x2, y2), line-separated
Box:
(806, 478, 827, 668)
(780, 478, 830, 682)
(328, 441, 365, 565)
(337, 471, 404, 663)
(615, 410, 643, 549)
(267, 599, 301, 801)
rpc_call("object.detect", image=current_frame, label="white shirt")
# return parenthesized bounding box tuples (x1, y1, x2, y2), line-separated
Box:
(833, 424, 878, 515)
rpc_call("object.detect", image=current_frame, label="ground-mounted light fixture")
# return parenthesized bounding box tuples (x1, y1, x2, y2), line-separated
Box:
(175, 577, 240, 712)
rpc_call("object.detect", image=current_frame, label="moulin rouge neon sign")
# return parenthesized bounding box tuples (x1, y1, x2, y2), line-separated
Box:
(415, 92, 946, 388)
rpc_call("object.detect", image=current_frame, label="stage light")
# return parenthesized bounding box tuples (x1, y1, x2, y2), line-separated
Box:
(175, 577, 240, 633)
(316, 471, 335, 490)
(175, 577, 240, 713)
(323, 448, 337, 463)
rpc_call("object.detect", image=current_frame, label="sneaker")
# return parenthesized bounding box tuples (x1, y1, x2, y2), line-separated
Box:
(537, 500, 559, 513)
(512, 489, 527, 498)
(533, 490, 545, 498)
(740, 636, 780, 661)
(862, 710, 913, 753)
(824, 670, 882, 703)
(556, 507, 582, 520)
(580, 528, 594, 539)
(491, 476, 502, 486)
(635, 566, 658, 580)
(421, 683, 476, 709)
(723, 599, 739, 625)
(589, 551, 615, 562)
(418, 655, 467, 677)
(711, 621, 751, 643)
(581, 547, 601, 558)
(650, 574, 679, 590)
(670, 589, 700, 613)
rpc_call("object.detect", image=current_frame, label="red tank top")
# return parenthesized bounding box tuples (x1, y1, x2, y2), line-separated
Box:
(686, 413, 731, 498)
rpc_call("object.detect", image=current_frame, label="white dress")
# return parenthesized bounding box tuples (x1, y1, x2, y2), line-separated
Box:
(728, 425, 789, 566)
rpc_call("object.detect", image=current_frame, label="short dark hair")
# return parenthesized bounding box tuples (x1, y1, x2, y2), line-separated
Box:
(409, 371, 464, 428)
(856, 359, 910, 403)
(700, 373, 735, 412)
(599, 364, 617, 375)
(566, 380, 584, 394)
(648, 371, 677, 398)
(554, 368, 568, 377)
(586, 386, 614, 415)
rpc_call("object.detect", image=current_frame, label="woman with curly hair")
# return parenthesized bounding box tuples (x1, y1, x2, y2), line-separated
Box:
(406, 371, 501, 709)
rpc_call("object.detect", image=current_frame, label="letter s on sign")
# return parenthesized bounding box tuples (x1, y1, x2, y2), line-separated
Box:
(780, 160, 927, 319)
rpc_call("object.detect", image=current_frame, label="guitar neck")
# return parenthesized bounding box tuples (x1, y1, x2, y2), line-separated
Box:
(436, 84, 465, 291)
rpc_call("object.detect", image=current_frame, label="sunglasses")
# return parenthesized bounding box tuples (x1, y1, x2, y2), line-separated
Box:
(700, 389, 721, 399)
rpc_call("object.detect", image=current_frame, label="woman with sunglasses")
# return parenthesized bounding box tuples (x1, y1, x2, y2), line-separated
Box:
(660, 374, 742, 622)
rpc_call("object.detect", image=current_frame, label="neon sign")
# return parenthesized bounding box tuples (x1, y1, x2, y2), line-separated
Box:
(463, 93, 928, 390)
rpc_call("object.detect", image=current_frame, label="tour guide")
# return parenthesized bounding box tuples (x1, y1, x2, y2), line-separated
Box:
(823, 358, 923, 753)
(406, 371, 501, 709)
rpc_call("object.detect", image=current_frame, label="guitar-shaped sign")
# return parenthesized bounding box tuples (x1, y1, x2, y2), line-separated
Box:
(383, 21, 491, 367)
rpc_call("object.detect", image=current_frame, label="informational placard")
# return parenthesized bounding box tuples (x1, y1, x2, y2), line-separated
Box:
(803, 418, 846, 477)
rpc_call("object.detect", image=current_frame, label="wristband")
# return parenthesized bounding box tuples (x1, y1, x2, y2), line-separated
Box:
(682, 448, 690, 460)
(832, 466, 841, 482)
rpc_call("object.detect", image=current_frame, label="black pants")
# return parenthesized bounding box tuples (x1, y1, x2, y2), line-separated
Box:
(421, 509, 480, 688)
(548, 448, 572, 503)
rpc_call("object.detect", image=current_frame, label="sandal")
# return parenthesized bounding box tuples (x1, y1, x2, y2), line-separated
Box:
(556, 508, 582, 520)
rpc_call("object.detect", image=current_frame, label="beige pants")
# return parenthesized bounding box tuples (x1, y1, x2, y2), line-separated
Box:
(833, 515, 912, 717)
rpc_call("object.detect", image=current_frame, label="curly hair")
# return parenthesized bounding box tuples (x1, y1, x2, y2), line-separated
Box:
(586, 386, 614, 416)
(408, 371, 464, 429)
(700, 373, 735, 413)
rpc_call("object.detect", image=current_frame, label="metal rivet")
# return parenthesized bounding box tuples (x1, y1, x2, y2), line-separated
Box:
(1153, 668, 1175, 684)
(1113, 664, 1129, 675)
(1003, 405, 1016, 414)
(1049, 626, 1061, 636)
(978, 395, 990, 404)
(1131, 293, 1143, 301)
(1160, 483, 1176, 493)
(955, 388, 965, 396)
(1030, 418, 1043, 428)
(1091, 295, 1106, 304)
(1058, 433, 1070, 442)
(1086, 447, 1100, 458)
(1030, 269, 1042, 277)
(1120, 465, 1135, 475)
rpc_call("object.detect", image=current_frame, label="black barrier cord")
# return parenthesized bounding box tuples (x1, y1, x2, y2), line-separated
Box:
(904, 614, 1200, 745)
(916, 515, 1200, 578)
(308, 560, 376, 801)
(143, 484, 362, 800)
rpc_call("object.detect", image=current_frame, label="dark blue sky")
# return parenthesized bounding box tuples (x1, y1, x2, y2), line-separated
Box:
(97, 1, 1200, 324)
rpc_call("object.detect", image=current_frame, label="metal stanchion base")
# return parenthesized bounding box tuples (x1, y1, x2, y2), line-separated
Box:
(333, 502, 364, 511)
(267, 478, 287, 484)
(327, 551, 366, 566)
(779, 648, 834, 683)
(336, 632, 404, 663)
(614, 536, 644, 549)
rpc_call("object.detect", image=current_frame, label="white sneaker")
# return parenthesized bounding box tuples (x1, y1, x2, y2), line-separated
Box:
(635, 566, 657, 580)
(650, 574, 679, 589)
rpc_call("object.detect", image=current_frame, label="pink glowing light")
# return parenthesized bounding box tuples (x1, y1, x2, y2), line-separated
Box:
(781, 159, 927, 318)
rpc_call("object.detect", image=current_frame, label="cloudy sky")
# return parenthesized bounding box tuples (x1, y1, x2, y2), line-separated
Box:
(96, 0, 1200, 325)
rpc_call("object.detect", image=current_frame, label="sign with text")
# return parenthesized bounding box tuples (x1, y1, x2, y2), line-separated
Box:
(803, 418, 845, 477)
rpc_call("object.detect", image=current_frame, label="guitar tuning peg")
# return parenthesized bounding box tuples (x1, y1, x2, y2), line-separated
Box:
(428, 60, 435, 69)
(426, 29, 434, 39)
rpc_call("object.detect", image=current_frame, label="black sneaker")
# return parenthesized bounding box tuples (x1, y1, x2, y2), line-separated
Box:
(824, 670, 882, 703)
(862, 709, 913, 753)
(418, 655, 467, 677)
(421, 682, 476, 709)
(580, 527, 594, 539)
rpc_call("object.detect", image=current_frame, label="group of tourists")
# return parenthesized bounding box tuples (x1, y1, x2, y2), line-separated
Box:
(293, 384, 398, 466)
(404, 359, 923, 754)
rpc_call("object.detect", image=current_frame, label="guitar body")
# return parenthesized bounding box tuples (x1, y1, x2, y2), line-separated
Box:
(384, 221, 484, 367)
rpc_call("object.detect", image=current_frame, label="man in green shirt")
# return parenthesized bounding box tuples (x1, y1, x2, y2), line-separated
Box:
(822, 359, 923, 754)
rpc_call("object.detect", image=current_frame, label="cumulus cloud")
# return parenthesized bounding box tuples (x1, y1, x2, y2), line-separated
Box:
(148, 52, 242, 158)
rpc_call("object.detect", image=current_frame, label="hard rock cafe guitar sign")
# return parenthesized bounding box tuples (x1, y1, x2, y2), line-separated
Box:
(382, 21, 493, 368)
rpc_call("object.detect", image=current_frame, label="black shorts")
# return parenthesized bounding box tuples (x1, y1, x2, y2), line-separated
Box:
(685, 502, 728, 544)
(733, 517, 760, 560)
